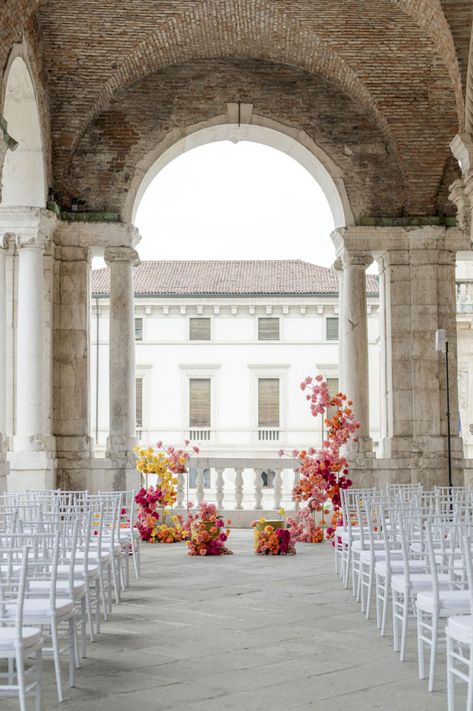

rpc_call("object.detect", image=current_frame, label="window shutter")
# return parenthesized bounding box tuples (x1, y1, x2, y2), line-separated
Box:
(189, 379, 211, 427)
(189, 318, 211, 341)
(326, 317, 339, 341)
(135, 318, 143, 341)
(258, 378, 280, 427)
(258, 318, 279, 341)
(136, 377, 143, 428)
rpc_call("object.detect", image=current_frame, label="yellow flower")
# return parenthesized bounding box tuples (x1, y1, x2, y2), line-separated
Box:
(279, 508, 286, 517)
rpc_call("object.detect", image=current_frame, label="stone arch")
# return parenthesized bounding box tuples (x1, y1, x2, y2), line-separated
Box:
(1, 46, 47, 207)
(465, 27, 473, 134)
(124, 115, 353, 229)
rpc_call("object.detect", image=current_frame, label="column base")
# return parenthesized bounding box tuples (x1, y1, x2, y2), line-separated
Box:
(346, 436, 374, 456)
(7, 450, 57, 492)
(382, 434, 464, 459)
(105, 435, 138, 462)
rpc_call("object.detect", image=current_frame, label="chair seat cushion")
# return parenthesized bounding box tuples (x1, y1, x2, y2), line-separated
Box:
(375, 560, 426, 576)
(352, 539, 384, 552)
(0, 626, 42, 651)
(57, 563, 99, 579)
(6, 598, 74, 621)
(417, 590, 471, 614)
(391, 573, 450, 593)
(447, 615, 473, 644)
(29, 579, 86, 596)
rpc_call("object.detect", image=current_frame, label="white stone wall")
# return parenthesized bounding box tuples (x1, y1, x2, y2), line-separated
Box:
(90, 291, 382, 457)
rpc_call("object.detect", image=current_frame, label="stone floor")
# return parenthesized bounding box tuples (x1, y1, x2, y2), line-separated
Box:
(2, 530, 466, 710)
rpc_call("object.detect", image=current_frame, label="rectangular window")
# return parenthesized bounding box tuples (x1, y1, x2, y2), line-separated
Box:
(258, 317, 279, 341)
(258, 378, 280, 427)
(136, 377, 143, 429)
(189, 378, 211, 427)
(326, 317, 339, 341)
(189, 317, 211, 341)
(326, 377, 339, 420)
(135, 317, 143, 341)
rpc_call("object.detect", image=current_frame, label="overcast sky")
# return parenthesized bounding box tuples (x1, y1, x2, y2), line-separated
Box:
(134, 141, 338, 267)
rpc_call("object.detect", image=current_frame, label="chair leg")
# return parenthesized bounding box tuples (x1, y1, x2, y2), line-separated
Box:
(392, 591, 399, 652)
(375, 575, 382, 629)
(35, 648, 43, 711)
(446, 633, 455, 711)
(85, 584, 95, 642)
(400, 593, 409, 662)
(381, 574, 390, 637)
(417, 607, 425, 680)
(467, 640, 473, 711)
(16, 648, 27, 711)
(365, 565, 373, 620)
(81, 597, 87, 658)
(428, 613, 439, 692)
(95, 578, 102, 634)
(51, 621, 64, 702)
(69, 617, 76, 688)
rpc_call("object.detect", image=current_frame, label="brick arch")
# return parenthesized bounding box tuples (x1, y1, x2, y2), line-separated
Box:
(65, 58, 406, 221)
(392, 0, 464, 124)
(40, 0, 460, 215)
(464, 28, 473, 133)
(52, 0, 396, 180)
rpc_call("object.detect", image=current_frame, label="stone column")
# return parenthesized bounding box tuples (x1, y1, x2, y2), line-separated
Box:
(54, 245, 94, 489)
(341, 250, 373, 453)
(14, 233, 49, 451)
(0, 239, 8, 490)
(333, 257, 344, 391)
(104, 246, 139, 465)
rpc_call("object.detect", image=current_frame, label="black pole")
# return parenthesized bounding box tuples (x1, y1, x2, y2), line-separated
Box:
(445, 340, 453, 490)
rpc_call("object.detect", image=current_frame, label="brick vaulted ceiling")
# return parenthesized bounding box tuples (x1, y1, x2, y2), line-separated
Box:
(3, 0, 473, 218)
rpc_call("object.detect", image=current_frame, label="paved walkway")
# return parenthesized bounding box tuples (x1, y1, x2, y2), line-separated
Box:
(3, 531, 464, 710)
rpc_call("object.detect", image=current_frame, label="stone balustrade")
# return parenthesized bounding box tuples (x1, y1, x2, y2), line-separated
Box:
(140, 456, 300, 527)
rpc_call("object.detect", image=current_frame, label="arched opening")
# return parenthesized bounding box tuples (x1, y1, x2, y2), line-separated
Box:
(1, 55, 46, 207)
(125, 118, 353, 229)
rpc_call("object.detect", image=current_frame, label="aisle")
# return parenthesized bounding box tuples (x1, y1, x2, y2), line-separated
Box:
(3, 531, 460, 710)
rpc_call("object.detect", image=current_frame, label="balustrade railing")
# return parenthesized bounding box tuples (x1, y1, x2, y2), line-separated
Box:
(141, 456, 299, 514)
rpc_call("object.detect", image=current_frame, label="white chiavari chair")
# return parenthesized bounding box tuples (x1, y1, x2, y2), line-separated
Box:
(0, 545, 43, 711)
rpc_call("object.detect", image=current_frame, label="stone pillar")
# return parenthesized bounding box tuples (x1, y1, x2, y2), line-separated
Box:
(333, 258, 344, 391)
(0, 208, 58, 491)
(341, 250, 373, 453)
(104, 246, 139, 488)
(377, 257, 389, 452)
(0, 239, 8, 490)
(54, 245, 94, 489)
(14, 235, 48, 451)
(381, 227, 464, 484)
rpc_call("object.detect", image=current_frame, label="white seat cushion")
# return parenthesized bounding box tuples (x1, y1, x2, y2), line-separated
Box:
(0, 626, 42, 651)
(73, 550, 111, 563)
(6, 598, 74, 621)
(375, 560, 426, 576)
(57, 563, 99, 579)
(417, 590, 471, 614)
(29, 579, 86, 596)
(391, 573, 450, 594)
(352, 539, 384, 552)
(447, 615, 473, 644)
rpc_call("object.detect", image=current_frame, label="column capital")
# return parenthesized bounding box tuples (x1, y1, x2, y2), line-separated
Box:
(104, 246, 139, 266)
(341, 251, 373, 269)
(332, 257, 343, 271)
(0, 207, 56, 251)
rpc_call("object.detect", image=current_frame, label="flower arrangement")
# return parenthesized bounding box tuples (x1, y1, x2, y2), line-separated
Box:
(281, 375, 359, 543)
(187, 502, 232, 556)
(134, 440, 199, 542)
(252, 517, 296, 555)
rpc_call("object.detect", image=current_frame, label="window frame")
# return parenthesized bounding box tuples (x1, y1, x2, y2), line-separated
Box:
(189, 316, 211, 341)
(258, 317, 280, 341)
(325, 316, 339, 341)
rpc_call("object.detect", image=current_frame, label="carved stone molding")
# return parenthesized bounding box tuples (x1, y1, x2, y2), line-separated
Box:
(341, 251, 373, 269)
(104, 246, 140, 266)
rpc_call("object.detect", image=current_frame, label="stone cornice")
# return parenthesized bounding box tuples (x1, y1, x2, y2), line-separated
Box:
(55, 219, 141, 250)
(0, 207, 57, 250)
(332, 224, 470, 256)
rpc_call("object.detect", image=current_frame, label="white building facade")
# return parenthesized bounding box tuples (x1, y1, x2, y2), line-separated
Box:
(91, 260, 382, 462)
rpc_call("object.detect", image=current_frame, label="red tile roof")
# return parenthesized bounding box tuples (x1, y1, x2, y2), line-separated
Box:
(91, 260, 379, 297)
